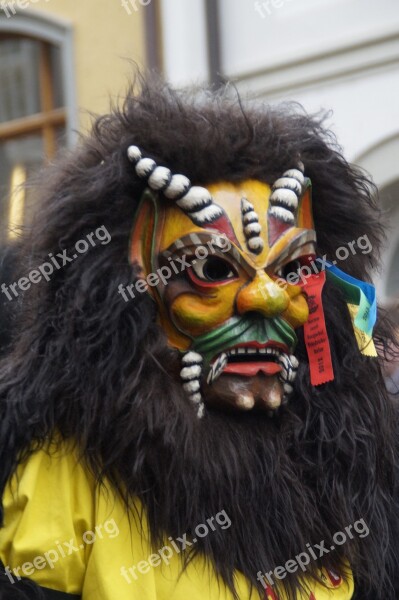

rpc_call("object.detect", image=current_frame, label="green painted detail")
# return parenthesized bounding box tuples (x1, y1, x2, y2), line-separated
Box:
(189, 315, 297, 365)
(139, 188, 160, 277)
(133, 188, 165, 301)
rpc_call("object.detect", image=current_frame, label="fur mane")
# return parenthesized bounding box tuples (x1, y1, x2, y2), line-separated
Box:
(0, 75, 398, 600)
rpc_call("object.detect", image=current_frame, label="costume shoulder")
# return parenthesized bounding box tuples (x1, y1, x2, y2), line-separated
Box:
(0, 441, 94, 596)
(0, 442, 354, 600)
(0, 441, 245, 600)
(0, 440, 142, 599)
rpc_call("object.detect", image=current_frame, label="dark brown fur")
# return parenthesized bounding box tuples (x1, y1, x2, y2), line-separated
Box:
(0, 75, 398, 599)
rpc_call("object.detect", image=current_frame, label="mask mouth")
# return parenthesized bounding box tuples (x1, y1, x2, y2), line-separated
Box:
(222, 342, 287, 377)
(207, 341, 298, 383)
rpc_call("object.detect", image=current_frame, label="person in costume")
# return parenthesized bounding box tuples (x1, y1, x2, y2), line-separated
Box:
(0, 77, 398, 600)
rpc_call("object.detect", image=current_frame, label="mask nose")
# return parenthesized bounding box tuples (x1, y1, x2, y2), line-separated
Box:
(236, 271, 289, 318)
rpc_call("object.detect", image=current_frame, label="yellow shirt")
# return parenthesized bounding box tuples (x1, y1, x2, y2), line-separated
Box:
(0, 443, 354, 600)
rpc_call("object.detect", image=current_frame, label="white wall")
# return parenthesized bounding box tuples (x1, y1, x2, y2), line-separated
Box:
(219, 0, 399, 80)
(160, 0, 209, 85)
(262, 67, 399, 162)
(160, 0, 399, 161)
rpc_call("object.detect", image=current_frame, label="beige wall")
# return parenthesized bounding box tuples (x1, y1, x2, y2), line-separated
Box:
(30, 0, 147, 133)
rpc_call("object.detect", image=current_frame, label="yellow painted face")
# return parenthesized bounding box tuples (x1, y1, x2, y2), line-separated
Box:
(158, 181, 312, 341)
(130, 177, 316, 413)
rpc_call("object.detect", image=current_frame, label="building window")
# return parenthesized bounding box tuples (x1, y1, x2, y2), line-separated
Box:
(0, 35, 67, 242)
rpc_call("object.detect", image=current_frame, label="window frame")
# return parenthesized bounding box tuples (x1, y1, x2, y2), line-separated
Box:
(0, 8, 77, 148)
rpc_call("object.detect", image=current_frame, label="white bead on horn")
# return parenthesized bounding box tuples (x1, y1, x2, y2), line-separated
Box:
(241, 197, 264, 255)
(180, 351, 205, 419)
(127, 145, 224, 226)
(269, 162, 305, 225)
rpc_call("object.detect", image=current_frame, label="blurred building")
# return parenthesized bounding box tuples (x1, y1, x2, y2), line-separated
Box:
(1, 0, 398, 308)
(0, 0, 151, 243)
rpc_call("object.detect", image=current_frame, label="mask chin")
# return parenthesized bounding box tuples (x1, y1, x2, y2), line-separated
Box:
(203, 371, 285, 414)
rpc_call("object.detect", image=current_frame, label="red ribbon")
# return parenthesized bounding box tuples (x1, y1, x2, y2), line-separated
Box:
(301, 271, 334, 386)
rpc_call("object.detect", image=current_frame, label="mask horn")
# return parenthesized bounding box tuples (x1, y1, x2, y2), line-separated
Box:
(127, 145, 224, 226)
(268, 161, 314, 245)
(269, 162, 305, 225)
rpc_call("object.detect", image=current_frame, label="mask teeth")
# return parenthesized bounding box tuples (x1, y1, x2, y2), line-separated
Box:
(207, 353, 228, 385)
(277, 354, 299, 403)
(180, 351, 205, 419)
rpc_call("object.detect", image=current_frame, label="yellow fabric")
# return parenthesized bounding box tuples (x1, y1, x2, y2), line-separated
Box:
(347, 303, 377, 357)
(0, 444, 354, 599)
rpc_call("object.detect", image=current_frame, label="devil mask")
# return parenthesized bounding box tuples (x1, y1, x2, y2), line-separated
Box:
(128, 146, 319, 417)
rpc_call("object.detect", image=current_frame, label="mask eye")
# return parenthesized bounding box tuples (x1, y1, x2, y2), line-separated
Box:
(275, 259, 302, 280)
(189, 256, 237, 283)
